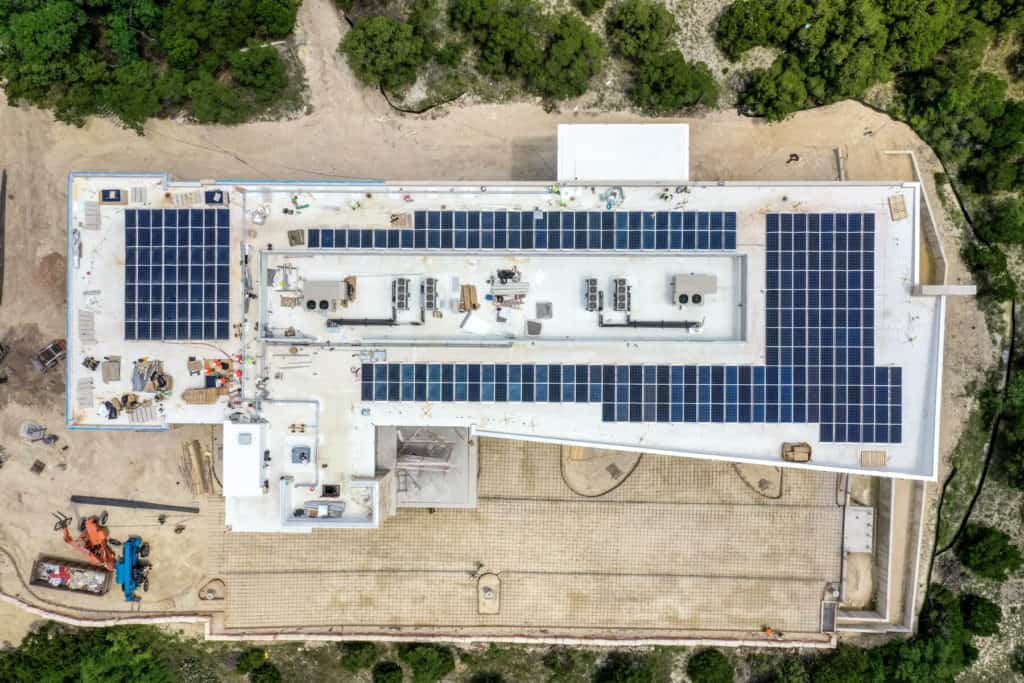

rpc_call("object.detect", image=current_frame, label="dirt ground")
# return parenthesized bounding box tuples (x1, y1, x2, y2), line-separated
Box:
(0, 0, 996, 647)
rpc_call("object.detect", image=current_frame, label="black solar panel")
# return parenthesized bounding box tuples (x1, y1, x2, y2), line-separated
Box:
(123, 208, 231, 340)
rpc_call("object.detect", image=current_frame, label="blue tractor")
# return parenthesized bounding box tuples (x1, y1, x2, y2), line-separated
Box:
(115, 536, 150, 602)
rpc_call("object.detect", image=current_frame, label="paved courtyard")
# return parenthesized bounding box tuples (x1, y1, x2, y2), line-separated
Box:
(209, 439, 843, 637)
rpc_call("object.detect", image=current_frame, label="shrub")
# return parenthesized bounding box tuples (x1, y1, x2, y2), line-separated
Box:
(230, 46, 289, 105)
(531, 14, 605, 99)
(340, 16, 427, 92)
(542, 647, 597, 680)
(474, 1, 547, 81)
(372, 660, 404, 683)
(187, 72, 252, 124)
(249, 662, 283, 683)
(955, 523, 1024, 580)
(686, 649, 734, 683)
(469, 673, 505, 683)
(978, 197, 1024, 243)
(237, 648, 268, 673)
(630, 50, 718, 113)
(961, 241, 1017, 301)
(397, 644, 456, 683)
(740, 55, 809, 121)
(1011, 644, 1024, 673)
(593, 651, 659, 683)
(605, 0, 677, 61)
(770, 657, 808, 683)
(574, 0, 607, 17)
(960, 593, 1003, 636)
(811, 645, 870, 683)
(340, 641, 383, 671)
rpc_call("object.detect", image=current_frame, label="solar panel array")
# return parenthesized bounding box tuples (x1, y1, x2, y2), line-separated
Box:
(358, 362, 901, 443)
(353, 211, 903, 445)
(308, 210, 737, 251)
(124, 208, 231, 340)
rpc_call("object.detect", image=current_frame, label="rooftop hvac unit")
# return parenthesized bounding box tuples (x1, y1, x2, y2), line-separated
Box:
(584, 278, 600, 312)
(612, 278, 631, 312)
(422, 278, 438, 310)
(392, 278, 411, 310)
(673, 274, 717, 307)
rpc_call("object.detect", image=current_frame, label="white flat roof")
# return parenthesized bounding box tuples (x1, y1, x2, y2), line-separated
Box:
(66, 174, 944, 531)
(557, 124, 689, 182)
(222, 422, 264, 497)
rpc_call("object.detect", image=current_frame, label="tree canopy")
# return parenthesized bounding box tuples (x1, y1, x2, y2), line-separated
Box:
(0, 0, 300, 132)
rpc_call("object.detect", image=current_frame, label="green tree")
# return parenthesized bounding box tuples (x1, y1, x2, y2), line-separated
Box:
(960, 593, 1002, 636)
(237, 648, 268, 673)
(231, 46, 289, 104)
(474, 1, 547, 81)
(249, 662, 284, 683)
(397, 644, 456, 683)
(770, 657, 808, 683)
(978, 198, 1024, 243)
(341, 16, 427, 92)
(605, 0, 677, 61)
(630, 50, 719, 113)
(254, 0, 300, 39)
(373, 660, 404, 683)
(961, 241, 1017, 301)
(955, 523, 1024, 580)
(340, 641, 383, 671)
(740, 56, 809, 120)
(593, 651, 659, 683)
(187, 72, 252, 124)
(103, 61, 163, 134)
(811, 645, 870, 683)
(575, 0, 607, 17)
(686, 649, 734, 683)
(1011, 644, 1024, 674)
(531, 14, 605, 99)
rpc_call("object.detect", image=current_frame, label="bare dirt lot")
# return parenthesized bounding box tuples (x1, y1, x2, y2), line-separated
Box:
(0, 0, 997, 648)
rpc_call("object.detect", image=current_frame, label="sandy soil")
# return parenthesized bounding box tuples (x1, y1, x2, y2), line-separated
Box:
(0, 0, 998, 642)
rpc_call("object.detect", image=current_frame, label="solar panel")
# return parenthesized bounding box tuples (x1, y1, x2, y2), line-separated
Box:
(308, 210, 737, 252)
(123, 208, 231, 341)
(355, 212, 902, 446)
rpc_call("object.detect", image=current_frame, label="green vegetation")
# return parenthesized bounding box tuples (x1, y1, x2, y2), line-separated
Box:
(542, 646, 600, 682)
(1012, 644, 1024, 674)
(398, 643, 457, 683)
(960, 593, 1003, 636)
(605, 0, 677, 61)
(249, 661, 283, 682)
(592, 650, 670, 683)
(0, 623, 177, 682)
(340, 641, 383, 671)
(686, 648, 734, 683)
(955, 523, 1024, 580)
(338, 0, 716, 113)
(574, 0, 608, 17)
(630, 50, 719, 113)
(341, 15, 428, 92)
(0, 0, 301, 132)
(237, 647, 269, 673)
(372, 660, 404, 683)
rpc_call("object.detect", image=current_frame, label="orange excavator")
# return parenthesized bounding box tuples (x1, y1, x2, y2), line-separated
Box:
(52, 511, 118, 572)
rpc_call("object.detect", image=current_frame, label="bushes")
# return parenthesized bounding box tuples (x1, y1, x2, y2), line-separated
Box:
(686, 649, 734, 683)
(237, 648, 269, 673)
(810, 645, 870, 683)
(960, 593, 1002, 636)
(961, 242, 1017, 301)
(249, 662, 283, 683)
(955, 523, 1024, 580)
(532, 15, 606, 99)
(231, 46, 290, 104)
(593, 651, 663, 683)
(398, 643, 456, 683)
(606, 0, 677, 61)
(341, 16, 427, 92)
(630, 50, 718, 113)
(575, 0, 608, 17)
(340, 641, 383, 671)
(372, 661, 404, 683)
(0, 0, 300, 130)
